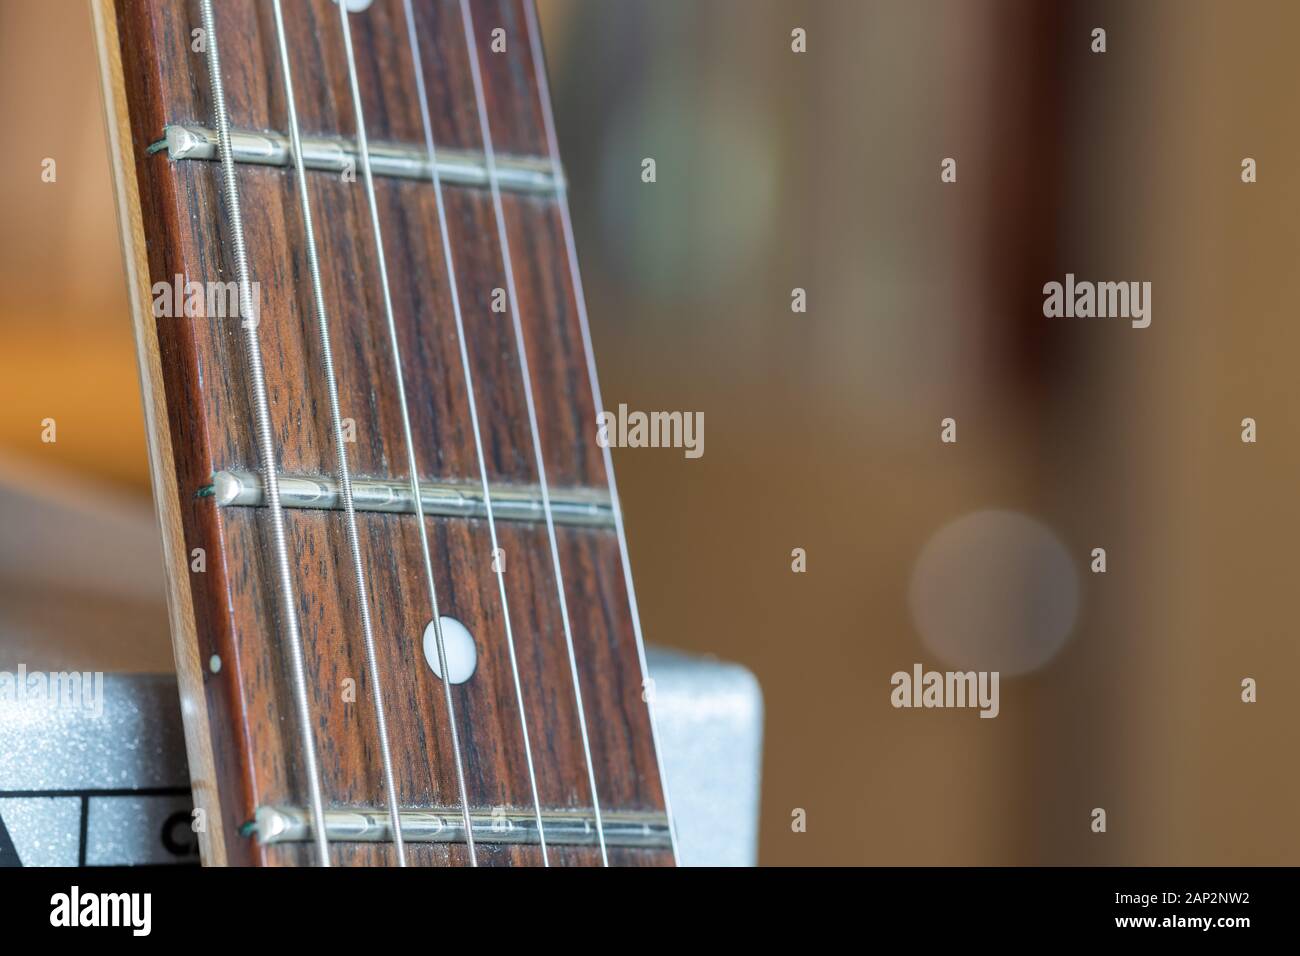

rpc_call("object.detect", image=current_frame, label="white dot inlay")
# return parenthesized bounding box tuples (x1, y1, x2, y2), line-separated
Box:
(422, 616, 478, 685)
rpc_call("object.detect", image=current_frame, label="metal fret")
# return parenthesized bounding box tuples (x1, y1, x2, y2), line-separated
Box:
(150, 124, 561, 195)
(249, 805, 672, 850)
(205, 470, 615, 528)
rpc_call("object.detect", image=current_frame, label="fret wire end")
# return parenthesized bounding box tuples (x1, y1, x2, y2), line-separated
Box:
(210, 469, 245, 506)
(158, 123, 210, 162)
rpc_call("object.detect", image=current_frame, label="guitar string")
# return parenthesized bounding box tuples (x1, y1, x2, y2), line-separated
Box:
(401, 0, 550, 866)
(335, 1, 478, 865)
(269, 0, 406, 867)
(458, 0, 609, 865)
(521, 0, 682, 862)
(197, 0, 330, 866)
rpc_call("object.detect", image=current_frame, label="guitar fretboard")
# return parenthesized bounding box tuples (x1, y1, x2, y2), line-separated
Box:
(100, 0, 673, 867)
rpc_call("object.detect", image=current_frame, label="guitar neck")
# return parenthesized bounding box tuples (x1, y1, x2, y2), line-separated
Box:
(94, 0, 672, 867)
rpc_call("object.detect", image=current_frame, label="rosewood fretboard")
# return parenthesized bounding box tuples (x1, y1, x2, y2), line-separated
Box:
(95, 0, 672, 867)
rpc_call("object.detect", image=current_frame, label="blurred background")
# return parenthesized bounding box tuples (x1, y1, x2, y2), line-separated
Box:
(2, 0, 1299, 865)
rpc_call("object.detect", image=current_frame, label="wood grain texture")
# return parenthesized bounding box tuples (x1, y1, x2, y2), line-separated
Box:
(90, 0, 227, 865)
(104, 0, 671, 866)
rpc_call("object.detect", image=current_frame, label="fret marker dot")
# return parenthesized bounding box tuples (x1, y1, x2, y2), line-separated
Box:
(423, 616, 478, 685)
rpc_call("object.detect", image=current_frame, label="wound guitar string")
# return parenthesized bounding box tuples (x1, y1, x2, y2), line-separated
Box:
(197, 0, 330, 866)
(402, 0, 552, 865)
(269, 0, 407, 866)
(523, 0, 682, 862)
(459, 0, 610, 865)
(335, 0, 480, 865)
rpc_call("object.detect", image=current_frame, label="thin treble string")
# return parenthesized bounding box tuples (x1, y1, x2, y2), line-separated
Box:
(269, 0, 406, 867)
(335, 2, 479, 866)
(197, 0, 330, 866)
(521, 0, 682, 862)
(458, 0, 609, 866)
(401, 0, 550, 866)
